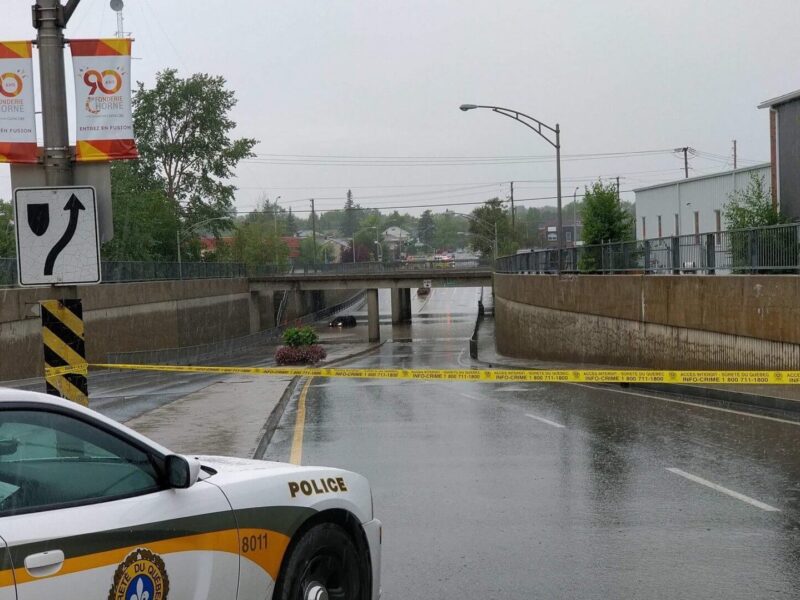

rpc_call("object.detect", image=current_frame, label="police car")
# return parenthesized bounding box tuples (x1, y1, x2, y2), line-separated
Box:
(0, 389, 381, 600)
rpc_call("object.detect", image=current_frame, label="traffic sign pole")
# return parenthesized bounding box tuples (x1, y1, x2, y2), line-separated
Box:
(31, 1, 87, 402)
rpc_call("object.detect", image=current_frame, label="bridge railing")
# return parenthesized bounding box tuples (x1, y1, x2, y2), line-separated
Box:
(496, 222, 800, 275)
(278, 258, 493, 275)
(0, 256, 493, 288)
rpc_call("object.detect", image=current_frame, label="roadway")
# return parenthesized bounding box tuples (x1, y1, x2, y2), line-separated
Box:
(263, 286, 800, 599)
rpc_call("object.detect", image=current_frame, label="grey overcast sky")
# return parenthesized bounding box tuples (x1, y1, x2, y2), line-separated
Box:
(1, 0, 798, 215)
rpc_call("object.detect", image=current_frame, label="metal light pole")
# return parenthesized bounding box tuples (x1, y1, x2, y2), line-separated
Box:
(460, 103, 562, 271)
(573, 186, 580, 246)
(177, 216, 231, 279)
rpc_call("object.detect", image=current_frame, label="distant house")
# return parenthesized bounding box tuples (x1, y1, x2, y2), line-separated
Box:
(382, 226, 410, 242)
(295, 229, 315, 239)
(535, 220, 582, 249)
(199, 236, 233, 256)
(281, 236, 301, 259)
(320, 238, 350, 263)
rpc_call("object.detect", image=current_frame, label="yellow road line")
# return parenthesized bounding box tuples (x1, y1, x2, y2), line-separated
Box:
(289, 378, 313, 465)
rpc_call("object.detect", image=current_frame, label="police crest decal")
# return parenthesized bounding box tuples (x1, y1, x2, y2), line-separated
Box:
(108, 548, 170, 600)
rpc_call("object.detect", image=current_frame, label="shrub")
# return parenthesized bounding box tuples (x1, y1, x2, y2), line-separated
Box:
(282, 326, 319, 347)
(275, 344, 327, 365)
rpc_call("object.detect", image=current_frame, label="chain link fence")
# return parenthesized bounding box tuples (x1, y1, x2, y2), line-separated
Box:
(496, 223, 800, 275)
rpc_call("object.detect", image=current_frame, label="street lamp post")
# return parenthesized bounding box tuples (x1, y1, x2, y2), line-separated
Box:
(460, 103, 562, 271)
(450, 212, 499, 261)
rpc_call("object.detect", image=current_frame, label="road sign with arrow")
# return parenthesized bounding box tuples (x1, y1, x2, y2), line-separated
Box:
(14, 187, 101, 286)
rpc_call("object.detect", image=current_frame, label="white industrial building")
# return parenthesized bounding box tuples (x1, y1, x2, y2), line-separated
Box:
(633, 163, 771, 240)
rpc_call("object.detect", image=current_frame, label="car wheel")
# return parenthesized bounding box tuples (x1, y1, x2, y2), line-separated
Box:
(276, 522, 364, 600)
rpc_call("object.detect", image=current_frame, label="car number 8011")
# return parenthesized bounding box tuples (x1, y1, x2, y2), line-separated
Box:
(242, 533, 268, 553)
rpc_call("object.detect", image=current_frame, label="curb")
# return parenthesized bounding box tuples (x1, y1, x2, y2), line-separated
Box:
(252, 340, 387, 458)
(470, 353, 800, 422)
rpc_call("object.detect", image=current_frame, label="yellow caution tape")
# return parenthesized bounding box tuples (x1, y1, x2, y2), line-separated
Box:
(78, 363, 800, 385)
(45, 364, 89, 378)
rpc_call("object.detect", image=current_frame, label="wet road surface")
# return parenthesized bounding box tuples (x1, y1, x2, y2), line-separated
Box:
(265, 286, 800, 599)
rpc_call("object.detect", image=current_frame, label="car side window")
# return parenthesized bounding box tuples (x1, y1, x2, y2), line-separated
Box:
(0, 409, 162, 516)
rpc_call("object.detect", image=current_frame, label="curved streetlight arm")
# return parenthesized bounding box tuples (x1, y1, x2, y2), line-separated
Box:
(462, 104, 559, 149)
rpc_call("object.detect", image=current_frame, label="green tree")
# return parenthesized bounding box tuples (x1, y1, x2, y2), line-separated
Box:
(724, 173, 785, 229)
(132, 69, 257, 235)
(0, 199, 15, 258)
(724, 174, 792, 272)
(431, 212, 467, 251)
(342, 190, 359, 237)
(469, 199, 513, 257)
(101, 162, 180, 261)
(299, 237, 321, 265)
(230, 219, 288, 267)
(285, 209, 297, 236)
(418, 209, 435, 247)
(580, 181, 634, 245)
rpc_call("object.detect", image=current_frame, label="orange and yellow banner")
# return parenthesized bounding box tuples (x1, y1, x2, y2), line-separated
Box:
(0, 41, 38, 164)
(71, 38, 137, 161)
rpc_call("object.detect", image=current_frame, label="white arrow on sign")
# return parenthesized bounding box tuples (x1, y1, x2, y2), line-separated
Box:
(14, 186, 101, 287)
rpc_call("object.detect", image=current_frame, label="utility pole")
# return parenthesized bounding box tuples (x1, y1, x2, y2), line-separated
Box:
(35, 0, 80, 187)
(733, 139, 737, 170)
(681, 146, 689, 179)
(509, 181, 515, 236)
(310, 198, 317, 270)
(615, 176, 620, 201)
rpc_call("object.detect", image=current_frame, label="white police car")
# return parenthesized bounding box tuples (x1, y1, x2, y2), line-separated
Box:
(0, 388, 381, 600)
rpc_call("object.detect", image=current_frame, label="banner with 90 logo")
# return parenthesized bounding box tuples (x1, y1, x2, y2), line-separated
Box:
(0, 41, 38, 164)
(71, 38, 138, 162)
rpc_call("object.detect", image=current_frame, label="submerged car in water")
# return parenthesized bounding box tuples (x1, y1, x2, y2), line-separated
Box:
(329, 315, 358, 327)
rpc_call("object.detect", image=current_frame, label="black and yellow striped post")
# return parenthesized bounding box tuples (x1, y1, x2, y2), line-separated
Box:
(41, 299, 89, 406)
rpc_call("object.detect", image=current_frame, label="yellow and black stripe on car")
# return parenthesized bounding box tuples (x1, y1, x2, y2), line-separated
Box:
(0, 506, 316, 588)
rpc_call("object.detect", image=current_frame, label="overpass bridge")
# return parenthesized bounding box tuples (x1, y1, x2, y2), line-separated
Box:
(249, 259, 493, 342)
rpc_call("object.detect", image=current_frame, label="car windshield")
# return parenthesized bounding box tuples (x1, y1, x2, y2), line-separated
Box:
(1, 1, 799, 598)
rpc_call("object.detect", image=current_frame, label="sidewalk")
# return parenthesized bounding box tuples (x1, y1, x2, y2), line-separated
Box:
(123, 341, 381, 457)
(475, 318, 800, 418)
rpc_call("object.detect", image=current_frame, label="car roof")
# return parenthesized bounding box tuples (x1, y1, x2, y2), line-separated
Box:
(0, 387, 173, 456)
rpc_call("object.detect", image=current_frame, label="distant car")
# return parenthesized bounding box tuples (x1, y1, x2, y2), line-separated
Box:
(0, 388, 381, 599)
(329, 315, 358, 327)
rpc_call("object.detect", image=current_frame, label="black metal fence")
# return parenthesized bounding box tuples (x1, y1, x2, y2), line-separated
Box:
(496, 223, 800, 275)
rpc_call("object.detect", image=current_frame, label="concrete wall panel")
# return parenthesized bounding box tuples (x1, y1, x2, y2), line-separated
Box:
(494, 273, 800, 369)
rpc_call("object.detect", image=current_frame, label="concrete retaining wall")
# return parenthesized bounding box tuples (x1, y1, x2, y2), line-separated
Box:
(494, 274, 800, 369)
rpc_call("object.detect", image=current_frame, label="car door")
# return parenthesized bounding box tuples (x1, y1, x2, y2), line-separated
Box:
(0, 535, 15, 600)
(0, 406, 239, 600)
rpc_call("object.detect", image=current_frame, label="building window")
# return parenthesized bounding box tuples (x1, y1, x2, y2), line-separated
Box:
(674, 213, 680, 236)
(546, 232, 557, 241)
(566, 230, 573, 242)
(657, 215, 662, 238)
(694, 211, 700, 244)
(714, 209, 721, 232)
(641, 216, 646, 239)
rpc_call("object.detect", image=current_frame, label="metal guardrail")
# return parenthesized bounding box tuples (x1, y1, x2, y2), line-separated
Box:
(105, 290, 367, 365)
(496, 223, 800, 275)
(0, 257, 492, 287)
(267, 258, 493, 276)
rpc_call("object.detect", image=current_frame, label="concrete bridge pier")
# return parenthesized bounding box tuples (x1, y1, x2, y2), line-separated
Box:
(391, 288, 412, 324)
(367, 288, 380, 342)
